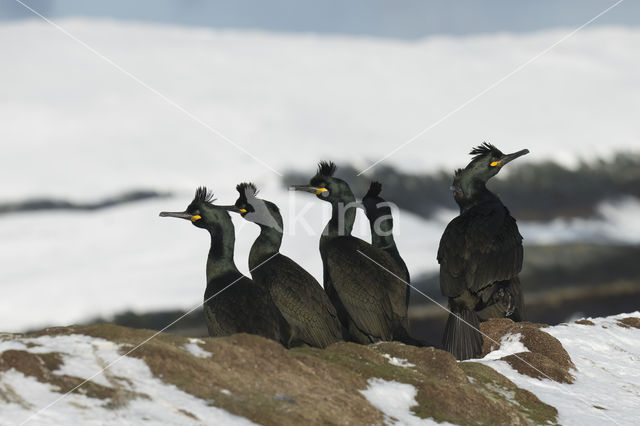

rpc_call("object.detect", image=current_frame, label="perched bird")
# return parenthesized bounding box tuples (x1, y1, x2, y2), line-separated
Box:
(228, 182, 344, 348)
(362, 181, 411, 284)
(438, 143, 528, 360)
(160, 187, 289, 345)
(290, 162, 420, 345)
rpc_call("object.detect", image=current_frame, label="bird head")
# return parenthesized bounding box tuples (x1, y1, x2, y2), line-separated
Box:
(451, 143, 529, 199)
(232, 182, 282, 230)
(289, 161, 353, 204)
(159, 186, 233, 231)
(362, 181, 386, 220)
(362, 181, 395, 236)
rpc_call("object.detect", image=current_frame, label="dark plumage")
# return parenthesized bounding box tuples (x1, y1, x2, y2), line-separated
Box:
(438, 144, 528, 360)
(290, 162, 419, 345)
(160, 187, 289, 345)
(362, 181, 411, 284)
(362, 182, 412, 328)
(230, 182, 344, 348)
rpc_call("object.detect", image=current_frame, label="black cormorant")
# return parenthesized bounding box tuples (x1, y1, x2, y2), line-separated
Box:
(228, 182, 344, 348)
(362, 181, 411, 285)
(438, 143, 528, 360)
(160, 187, 289, 344)
(290, 162, 418, 345)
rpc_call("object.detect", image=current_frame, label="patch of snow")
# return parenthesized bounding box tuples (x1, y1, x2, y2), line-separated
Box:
(184, 338, 212, 358)
(20, 334, 124, 388)
(0, 339, 31, 352)
(482, 333, 528, 361)
(360, 378, 452, 425)
(479, 312, 640, 426)
(382, 353, 416, 368)
(220, 389, 232, 396)
(0, 333, 255, 425)
(486, 383, 517, 405)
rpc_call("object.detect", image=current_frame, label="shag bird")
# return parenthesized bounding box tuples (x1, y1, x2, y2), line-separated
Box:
(438, 143, 528, 360)
(160, 187, 289, 344)
(228, 182, 344, 348)
(290, 162, 419, 345)
(362, 181, 411, 284)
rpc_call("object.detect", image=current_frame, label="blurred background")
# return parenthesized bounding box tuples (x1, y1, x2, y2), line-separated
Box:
(1, 0, 639, 344)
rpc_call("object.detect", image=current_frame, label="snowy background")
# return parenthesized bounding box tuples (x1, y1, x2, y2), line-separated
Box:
(1, 1, 640, 332)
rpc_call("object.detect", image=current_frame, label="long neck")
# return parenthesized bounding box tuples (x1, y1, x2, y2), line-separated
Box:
(322, 193, 357, 241)
(206, 224, 240, 284)
(457, 179, 498, 213)
(370, 218, 397, 251)
(249, 223, 283, 269)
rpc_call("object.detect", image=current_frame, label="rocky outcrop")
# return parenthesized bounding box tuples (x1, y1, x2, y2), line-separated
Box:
(480, 318, 575, 384)
(0, 324, 557, 425)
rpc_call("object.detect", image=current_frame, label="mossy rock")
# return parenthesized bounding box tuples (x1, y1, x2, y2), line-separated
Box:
(0, 324, 558, 425)
(617, 317, 640, 329)
(480, 318, 575, 384)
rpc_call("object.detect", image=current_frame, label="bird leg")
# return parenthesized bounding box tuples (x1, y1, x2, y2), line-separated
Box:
(476, 283, 516, 321)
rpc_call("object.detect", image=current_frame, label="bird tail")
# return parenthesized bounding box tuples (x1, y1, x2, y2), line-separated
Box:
(442, 308, 483, 360)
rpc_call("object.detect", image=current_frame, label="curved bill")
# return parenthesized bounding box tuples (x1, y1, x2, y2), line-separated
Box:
(159, 211, 193, 220)
(501, 149, 530, 166)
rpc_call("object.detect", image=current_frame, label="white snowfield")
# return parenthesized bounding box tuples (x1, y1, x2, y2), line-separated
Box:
(2, 20, 640, 201)
(1, 312, 638, 425)
(1, 19, 640, 331)
(478, 312, 640, 426)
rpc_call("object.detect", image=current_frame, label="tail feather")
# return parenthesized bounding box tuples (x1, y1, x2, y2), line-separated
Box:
(442, 309, 483, 360)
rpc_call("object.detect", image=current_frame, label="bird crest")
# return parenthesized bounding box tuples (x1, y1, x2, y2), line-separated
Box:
(191, 186, 216, 205)
(365, 181, 382, 198)
(187, 186, 216, 212)
(469, 142, 503, 160)
(236, 182, 259, 203)
(316, 161, 337, 177)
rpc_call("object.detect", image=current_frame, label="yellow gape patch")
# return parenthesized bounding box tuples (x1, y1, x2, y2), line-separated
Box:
(190, 215, 202, 222)
(490, 161, 501, 167)
(239, 209, 247, 213)
(315, 188, 328, 195)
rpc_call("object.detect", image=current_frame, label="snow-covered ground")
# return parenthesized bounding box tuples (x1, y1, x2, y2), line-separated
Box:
(1, 19, 640, 331)
(0, 334, 255, 425)
(2, 312, 638, 425)
(478, 312, 640, 426)
(360, 378, 451, 426)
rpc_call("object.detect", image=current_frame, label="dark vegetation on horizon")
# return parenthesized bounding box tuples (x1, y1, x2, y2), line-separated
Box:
(284, 152, 640, 221)
(0, 190, 169, 215)
(4, 153, 638, 221)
